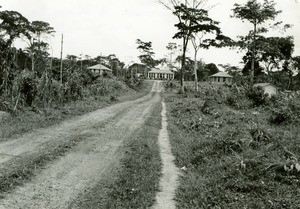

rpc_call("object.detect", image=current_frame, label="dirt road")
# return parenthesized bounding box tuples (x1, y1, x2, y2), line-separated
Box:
(0, 81, 163, 209)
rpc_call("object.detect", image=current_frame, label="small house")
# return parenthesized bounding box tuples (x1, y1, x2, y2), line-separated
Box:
(208, 72, 233, 84)
(148, 68, 174, 80)
(253, 83, 277, 97)
(87, 64, 112, 76)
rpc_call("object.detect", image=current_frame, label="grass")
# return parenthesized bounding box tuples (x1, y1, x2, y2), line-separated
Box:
(0, 79, 152, 140)
(70, 100, 162, 209)
(165, 83, 300, 208)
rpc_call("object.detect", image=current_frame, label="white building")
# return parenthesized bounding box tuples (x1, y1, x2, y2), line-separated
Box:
(148, 68, 174, 80)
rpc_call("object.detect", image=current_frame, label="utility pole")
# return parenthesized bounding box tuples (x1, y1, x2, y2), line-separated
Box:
(99, 52, 103, 76)
(60, 33, 64, 102)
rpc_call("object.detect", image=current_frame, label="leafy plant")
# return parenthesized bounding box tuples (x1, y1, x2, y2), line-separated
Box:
(246, 86, 269, 106)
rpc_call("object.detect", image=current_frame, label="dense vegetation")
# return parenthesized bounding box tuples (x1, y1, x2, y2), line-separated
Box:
(165, 81, 300, 208)
(0, 10, 142, 114)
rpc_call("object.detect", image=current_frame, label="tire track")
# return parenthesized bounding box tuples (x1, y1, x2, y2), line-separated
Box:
(0, 81, 163, 209)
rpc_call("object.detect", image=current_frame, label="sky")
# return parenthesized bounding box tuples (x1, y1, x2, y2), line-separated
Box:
(1, 0, 300, 67)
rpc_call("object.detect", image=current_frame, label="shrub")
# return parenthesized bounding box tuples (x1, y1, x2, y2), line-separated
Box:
(269, 106, 293, 125)
(249, 126, 271, 143)
(164, 80, 177, 89)
(268, 95, 300, 125)
(246, 86, 269, 106)
(21, 77, 38, 107)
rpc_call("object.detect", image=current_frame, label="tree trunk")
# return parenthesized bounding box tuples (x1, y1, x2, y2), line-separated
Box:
(250, 22, 257, 86)
(31, 55, 35, 71)
(194, 50, 198, 92)
(181, 39, 187, 93)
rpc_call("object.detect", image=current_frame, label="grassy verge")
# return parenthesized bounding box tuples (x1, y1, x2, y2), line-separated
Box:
(0, 79, 152, 140)
(71, 100, 162, 209)
(165, 85, 300, 208)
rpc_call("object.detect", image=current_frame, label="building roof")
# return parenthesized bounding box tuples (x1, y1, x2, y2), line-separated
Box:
(87, 64, 112, 71)
(253, 83, 276, 88)
(209, 71, 232, 78)
(148, 68, 174, 74)
(128, 63, 146, 68)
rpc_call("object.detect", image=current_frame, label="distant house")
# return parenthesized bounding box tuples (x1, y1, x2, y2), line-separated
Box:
(87, 64, 112, 76)
(208, 71, 233, 84)
(148, 68, 174, 80)
(253, 83, 277, 97)
(128, 63, 149, 78)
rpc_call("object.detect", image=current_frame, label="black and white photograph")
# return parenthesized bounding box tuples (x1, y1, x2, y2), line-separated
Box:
(0, 0, 300, 208)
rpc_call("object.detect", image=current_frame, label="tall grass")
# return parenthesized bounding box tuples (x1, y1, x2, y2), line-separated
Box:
(0, 78, 147, 140)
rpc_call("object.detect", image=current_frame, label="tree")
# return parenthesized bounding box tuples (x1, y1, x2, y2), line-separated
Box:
(136, 39, 157, 68)
(107, 54, 124, 76)
(292, 56, 300, 89)
(190, 20, 231, 91)
(258, 36, 294, 74)
(166, 42, 178, 69)
(242, 52, 264, 76)
(0, 10, 31, 98)
(195, 59, 207, 81)
(0, 10, 31, 46)
(161, 0, 231, 92)
(171, 1, 210, 92)
(205, 63, 219, 75)
(232, 0, 290, 85)
(280, 56, 300, 90)
(219, 64, 241, 77)
(25, 20, 55, 72)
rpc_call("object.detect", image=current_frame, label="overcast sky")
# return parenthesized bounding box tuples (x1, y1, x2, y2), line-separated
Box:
(2, 0, 300, 67)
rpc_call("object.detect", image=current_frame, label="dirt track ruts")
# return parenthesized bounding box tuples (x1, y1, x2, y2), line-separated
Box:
(0, 81, 163, 209)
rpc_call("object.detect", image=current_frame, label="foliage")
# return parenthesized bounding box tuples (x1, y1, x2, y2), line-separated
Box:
(268, 93, 300, 125)
(259, 36, 294, 74)
(205, 63, 219, 76)
(170, 1, 230, 92)
(232, 0, 282, 26)
(232, 0, 291, 84)
(0, 9, 134, 113)
(219, 64, 242, 77)
(0, 10, 31, 45)
(136, 39, 158, 68)
(246, 86, 269, 106)
(242, 51, 266, 76)
(225, 85, 251, 109)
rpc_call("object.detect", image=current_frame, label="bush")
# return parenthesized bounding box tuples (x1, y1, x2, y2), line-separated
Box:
(21, 77, 38, 107)
(268, 94, 300, 125)
(269, 106, 293, 125)
(249, 126, 271, 143)
(164, 80, 177, 89)
(246, 86, 269, 106)
(223, 85, 250, 109)
(85, 78, 129, 98)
